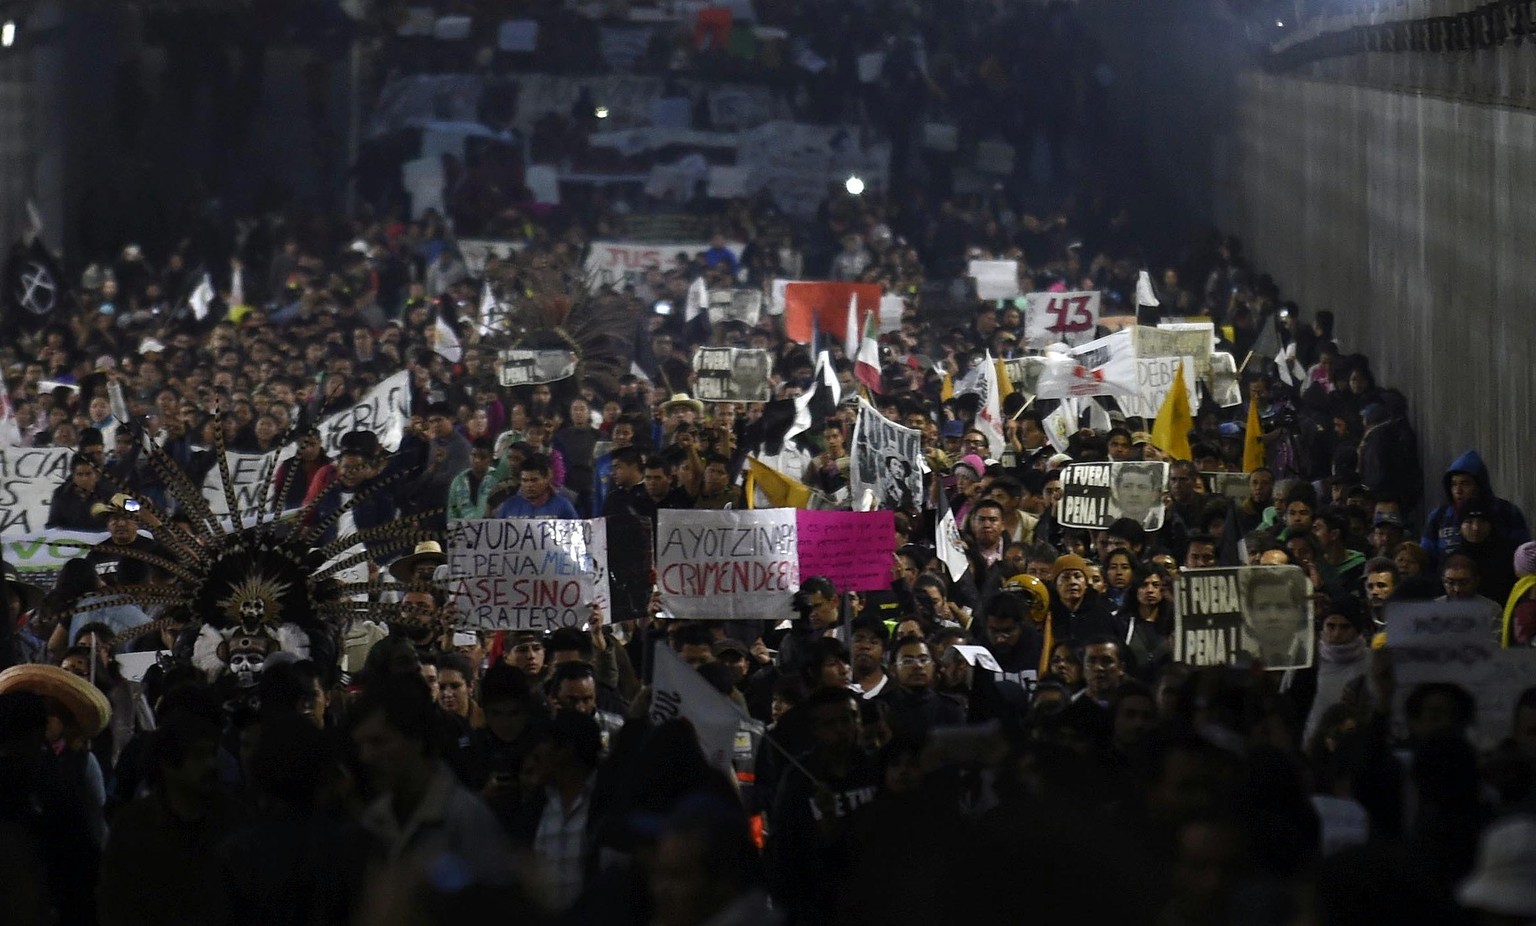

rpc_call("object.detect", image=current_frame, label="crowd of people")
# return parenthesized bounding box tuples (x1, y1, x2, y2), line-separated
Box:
(1, 5, 1534, 924)
(4, 178, 1535, 924)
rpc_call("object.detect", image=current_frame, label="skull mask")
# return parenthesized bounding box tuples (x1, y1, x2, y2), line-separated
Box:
(228, 650, 267, 688)
(239, 597, 267, 631)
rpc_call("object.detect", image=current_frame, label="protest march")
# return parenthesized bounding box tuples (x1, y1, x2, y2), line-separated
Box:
(1, 1, 1534, 924)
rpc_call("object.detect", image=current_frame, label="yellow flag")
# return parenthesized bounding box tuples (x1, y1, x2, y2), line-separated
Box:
(994, 358, 1014, 401)
(1243, 394, 1265, 472)
(940, 372, 954, 401)
(745, 457, 811, 509)
(1151, 360, 1193, 461)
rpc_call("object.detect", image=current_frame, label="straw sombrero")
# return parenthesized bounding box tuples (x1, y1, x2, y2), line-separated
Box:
(389, 540, 447, 585)
(0, 665, 112, 738)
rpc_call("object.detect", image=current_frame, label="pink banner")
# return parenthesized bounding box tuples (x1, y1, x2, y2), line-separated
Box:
(794, 509, 895, 593)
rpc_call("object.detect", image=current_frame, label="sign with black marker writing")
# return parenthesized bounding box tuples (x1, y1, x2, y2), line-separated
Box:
(448, 518, 609, 631)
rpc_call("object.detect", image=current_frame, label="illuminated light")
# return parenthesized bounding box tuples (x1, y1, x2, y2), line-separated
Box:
(1, 22, 15, 47)
(844, 175, 865, 196)
(594, 106, 610, 119)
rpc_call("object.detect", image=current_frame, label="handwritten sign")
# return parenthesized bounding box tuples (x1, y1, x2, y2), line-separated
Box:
(656, 509, 798, 620)
(1117, 356, 1203, 420)
(1386, 599, 1536, 748)
(447, 518, 610, 631)
(795, 510, 894, 592)
(1023, 291, 1101, 348)
(1134, 323, 1215, 374)
(0, 447, 73, 537)
(968, 260, 1019, 300)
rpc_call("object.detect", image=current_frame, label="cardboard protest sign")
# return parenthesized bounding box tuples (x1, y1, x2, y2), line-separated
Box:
(447, 518, 610, 631)
(1134, 323, 1215, 374)
(1207, 352, 1241, 407)
(693, 348, 772, 403)
(968, 260, 1020, 300)
(0, 447, 74, 536)
(498, 349, 579, 386)
(782, 282, 883, 345)
(1385, 599, 1536, 748)
(850, 400, 923, 511)
(1117, 356, 1203, 420)
(706, 289, 763, 327)
(1056, 461, 1169, 531)
(878, 294, 905, 334)
(1023, 291, 1101, 348)
(1202, 472, 1252, 504)
(795, 510, 895, 592)
(656, 509, 798, 620)
(201, 452, 279, 519)
(1175, 565, 1312, 670)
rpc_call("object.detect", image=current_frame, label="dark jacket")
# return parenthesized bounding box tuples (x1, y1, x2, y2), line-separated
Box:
(46, 482, 109, 531)
(1421, 450, 1531, 565)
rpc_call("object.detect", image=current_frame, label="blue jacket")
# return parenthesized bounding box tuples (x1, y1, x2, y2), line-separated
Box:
(1421, 450, 1531, 565)
(496, 492, 578, 520)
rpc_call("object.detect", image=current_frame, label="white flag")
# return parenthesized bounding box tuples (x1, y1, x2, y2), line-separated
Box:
(1043, 398, 1076, 453)
(650, 643, 742, 774)
(936, 501, 969, 581)
(478, 281, 499, 335)
(976, 352, 1006, 459)
(685, 276, 709, 323)
(843, 292, 859, 359)
(230, 262, 245, 307)
(1250, 313, 1282, 360)
(0, 376, 21, 446)
(189, 274, 215, 321)
(1135, 269, 1160, 308)
(434, 314, 463, 363)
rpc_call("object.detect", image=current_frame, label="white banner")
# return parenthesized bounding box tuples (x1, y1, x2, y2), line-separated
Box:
(656, 509, 798, 620)
(4, 529, 107, 587)
(650, 642, 743, 773)
(1034, 329, 1138, 400)
(583, 240, 744, 291)
(314, 370, 414, 458)
(458, 238, 528, 276)
(1117, 356, 1203, 420)
(447, 518, 610, 631)
(1024, 291, 1102, 348)
(0, 447, 74, 536)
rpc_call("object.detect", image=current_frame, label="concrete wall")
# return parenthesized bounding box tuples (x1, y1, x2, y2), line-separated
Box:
(1220, 71, 1536, 517)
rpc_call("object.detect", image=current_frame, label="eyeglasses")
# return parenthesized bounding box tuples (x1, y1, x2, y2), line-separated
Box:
(896, 655, 933, 667)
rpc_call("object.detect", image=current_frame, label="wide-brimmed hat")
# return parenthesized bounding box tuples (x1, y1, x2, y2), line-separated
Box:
(389, 541, 447, 585)
(90, 493, 142, 519)
(661, 393, 704, 416)
(1457, 815, 1536, 917)
(0, 665, 112, 738)
(2, 562, 45, 613)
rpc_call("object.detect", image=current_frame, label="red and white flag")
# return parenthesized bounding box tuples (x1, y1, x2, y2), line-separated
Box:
(854, 309, 882, 393)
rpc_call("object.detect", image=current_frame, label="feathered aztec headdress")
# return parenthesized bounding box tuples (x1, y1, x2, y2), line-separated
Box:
(47, 406, 445, 646)
(476, 251, 636, 396)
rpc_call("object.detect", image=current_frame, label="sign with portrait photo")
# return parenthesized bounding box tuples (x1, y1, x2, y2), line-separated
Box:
(1055, 461, 1168, 531)
(850, 399, 923, 512)
(707, 289, 763, 327)
(693, 348, 772, 403)
(1201, 472, 1252, 504)
(1175, 565, 1312, 671)
(497, 349, 579, 386)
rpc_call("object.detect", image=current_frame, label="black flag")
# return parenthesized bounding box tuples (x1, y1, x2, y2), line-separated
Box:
(3, 236, 70, 330)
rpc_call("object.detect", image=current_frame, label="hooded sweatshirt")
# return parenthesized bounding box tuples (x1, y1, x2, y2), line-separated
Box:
(1421, 451, 1531, 565)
